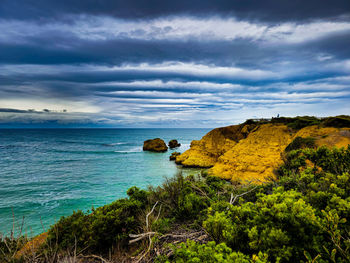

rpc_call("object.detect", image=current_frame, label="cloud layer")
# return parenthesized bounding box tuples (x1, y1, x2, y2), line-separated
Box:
(0, 1, 349, 127)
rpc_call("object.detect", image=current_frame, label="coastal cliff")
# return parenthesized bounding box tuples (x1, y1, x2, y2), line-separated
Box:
(175, 123, 256, 167)
(176, 116, 350, 183)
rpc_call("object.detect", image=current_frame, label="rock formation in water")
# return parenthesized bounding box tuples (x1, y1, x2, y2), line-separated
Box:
(143, 138, 168, 152)
(168, 139, 181, 149)
(169, 151, 181, 160)
(176, 116, 350, 183)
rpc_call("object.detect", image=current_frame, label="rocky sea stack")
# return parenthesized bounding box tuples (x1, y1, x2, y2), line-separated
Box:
(169, 151, 181, 160)
(143, 138, 168, 152)
(168, 139, 181, 149)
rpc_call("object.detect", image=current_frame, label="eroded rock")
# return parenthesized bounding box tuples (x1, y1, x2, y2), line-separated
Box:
(170, 151, 181, 160)
(168, 139, 181, 149)
(176, 122, 350, 183)
(175, 124, 255, 167)
(143, 138, 168, 152)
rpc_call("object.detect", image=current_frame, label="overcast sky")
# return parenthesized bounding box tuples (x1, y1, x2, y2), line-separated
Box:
(0, 0, 350, 127)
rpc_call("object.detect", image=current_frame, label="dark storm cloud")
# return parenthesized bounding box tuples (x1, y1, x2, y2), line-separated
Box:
(0, 108, 34, 113)
(0, 34, 270, 67)
(0, 1, 350, 127)
(1, 29, 350, 71)
(0, 108, 67, 113)
(1, 0, 349, 22)
(310, 32, 350, 58)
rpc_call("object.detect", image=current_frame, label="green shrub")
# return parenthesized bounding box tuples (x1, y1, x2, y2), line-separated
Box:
(269, 115, 350, 129)
(167, 240, 268, 263)
(203, 211, 233, 244)
(279, 145, 350, 176)
(0, 235, 27, 263)
(127, 186, 149, 204)
(204, 188, 322, 262)
(48, 188, 147, 253)
(273, 145, 350, 262)
(178, 192, 208, 220)
(322, 116, 350, 128)
(150, 174, 210, 221)
(205, 175, 226, 192)
(285, 136, 316, 152)
(151, 218, 175, 234)
(286, 116, 321, 130)
(48, 210, 90, 251)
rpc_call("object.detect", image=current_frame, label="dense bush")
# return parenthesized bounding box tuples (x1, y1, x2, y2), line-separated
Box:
(279, 145, 350, 176)
(47, 187, 149, 253)
(163, 240, 268, 263)
(285, 136, 316, 152)
(322, 115, 350, 128)
(204, 188, 322, 262)
(286, 116, 322, 130)
(0, 236, 27, 262)
(270, 115, 350, 129)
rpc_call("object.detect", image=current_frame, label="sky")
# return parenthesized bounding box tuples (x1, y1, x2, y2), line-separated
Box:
(0, 1, 350, 128)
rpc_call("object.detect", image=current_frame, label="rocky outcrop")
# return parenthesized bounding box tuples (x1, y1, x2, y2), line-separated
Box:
(176, 118, 350, 183)
(210, 124, 292, 183)
(170, 152, 181, 160)
(294, 126, 350, 149)
(168, 139, 181, 149)
(175, 123, 256, 167)
(143, 138, 168, 152)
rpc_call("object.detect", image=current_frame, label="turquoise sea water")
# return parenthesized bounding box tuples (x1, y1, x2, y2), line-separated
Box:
(0, 128, 210, 236)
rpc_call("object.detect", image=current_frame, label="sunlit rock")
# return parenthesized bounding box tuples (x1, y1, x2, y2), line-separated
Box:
(143, 138, 168, 152)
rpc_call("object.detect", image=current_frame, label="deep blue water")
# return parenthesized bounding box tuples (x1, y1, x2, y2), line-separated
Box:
(0, 128, 210, 236)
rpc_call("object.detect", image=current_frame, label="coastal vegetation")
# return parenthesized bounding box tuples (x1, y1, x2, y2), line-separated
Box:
(1, 116, 350, 262)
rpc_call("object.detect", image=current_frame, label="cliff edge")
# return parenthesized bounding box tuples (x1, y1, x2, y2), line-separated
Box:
(176, 116, 350, 183)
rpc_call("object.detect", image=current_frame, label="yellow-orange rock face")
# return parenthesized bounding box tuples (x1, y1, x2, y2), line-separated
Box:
(295, 126, 350, 149)
(177, 123, 350, 183)
(143, 138, 168, 152)
(210, 124, 293, 183)
(175, 124, 254, 167)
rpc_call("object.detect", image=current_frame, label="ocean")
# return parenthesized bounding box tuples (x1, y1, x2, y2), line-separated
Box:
(0, 128, 210, 236)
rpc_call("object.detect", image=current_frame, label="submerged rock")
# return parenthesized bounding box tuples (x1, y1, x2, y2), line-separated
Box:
(168, 139, 181, 148)
(143, 138, 168, 152)
(169, 151, 181, 161)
